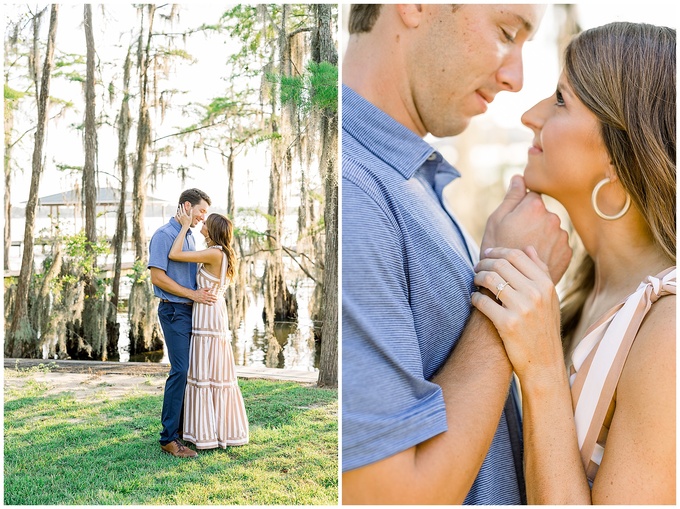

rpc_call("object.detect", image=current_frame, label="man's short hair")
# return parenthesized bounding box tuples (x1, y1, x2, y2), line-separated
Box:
(348, 5, 382, 34)
(178, 188, 211, 207)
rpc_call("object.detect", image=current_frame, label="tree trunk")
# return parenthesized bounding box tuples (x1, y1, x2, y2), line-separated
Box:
(556, 5, 581, 69)
(82, 4, 103, 358)
(298, 164, 308, 238)
(109, 47, 133, 361)
(314, 4, 338, 388)
(227, 150, 235, 219)
(30, 243, 63, 358)
(129, 6, 159, 356)
(266, 5, 297, 326)
(4, 96, 13, 271)
(6, 5, 58, 357)
(132, 6, 155, 262)
(317, 112, 338, 387)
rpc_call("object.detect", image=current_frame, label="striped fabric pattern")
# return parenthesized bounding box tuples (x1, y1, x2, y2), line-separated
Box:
(570, 267, 676, 483)
(342, 85, 523, 504)
(182, 247, 249, 449)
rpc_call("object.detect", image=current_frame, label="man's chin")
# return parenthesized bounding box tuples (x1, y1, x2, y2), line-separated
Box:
(429, 118, 469, 138)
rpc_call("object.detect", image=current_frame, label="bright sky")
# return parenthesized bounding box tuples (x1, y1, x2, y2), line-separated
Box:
(7, 4, 273, 211)
(8, 3, 678, 210)
(485, 3, 678, 132)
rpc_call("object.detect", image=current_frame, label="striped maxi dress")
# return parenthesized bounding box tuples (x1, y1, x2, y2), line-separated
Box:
(182, 246, 249, 449)
(569, 267, 675, 484)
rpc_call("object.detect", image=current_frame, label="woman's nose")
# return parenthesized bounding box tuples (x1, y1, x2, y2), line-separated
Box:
(521, 97, 549, 131)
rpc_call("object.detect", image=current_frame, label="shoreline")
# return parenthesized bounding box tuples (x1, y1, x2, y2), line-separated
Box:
(4, 358, 319, 384)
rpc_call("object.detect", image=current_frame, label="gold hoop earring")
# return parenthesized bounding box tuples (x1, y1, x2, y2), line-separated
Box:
(591, 177, 631, 220)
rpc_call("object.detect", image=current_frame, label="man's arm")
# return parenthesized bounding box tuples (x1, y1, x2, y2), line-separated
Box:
(343, 175, 572, 504)
(149, 267, 216, 304)
(343, 309, 512, 504)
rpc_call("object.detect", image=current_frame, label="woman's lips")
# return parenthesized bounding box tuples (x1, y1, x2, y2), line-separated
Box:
(528, 140, 543, 155)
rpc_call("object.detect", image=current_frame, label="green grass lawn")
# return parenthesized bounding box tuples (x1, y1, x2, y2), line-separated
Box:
(4, 373, 338, 505)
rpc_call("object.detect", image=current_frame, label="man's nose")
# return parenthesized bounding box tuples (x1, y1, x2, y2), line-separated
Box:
(497, 51, 524, 93)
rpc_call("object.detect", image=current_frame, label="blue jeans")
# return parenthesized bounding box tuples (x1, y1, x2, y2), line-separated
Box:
(157, 301, 193, 445)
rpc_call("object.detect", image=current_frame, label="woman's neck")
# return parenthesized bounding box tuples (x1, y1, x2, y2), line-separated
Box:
(564, 217, 671, 363)
(575, 209, 672, 307)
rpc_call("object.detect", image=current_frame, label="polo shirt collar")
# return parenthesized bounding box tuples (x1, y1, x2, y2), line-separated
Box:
(343, 84, 436, 180)
(169, 217, 193, 235)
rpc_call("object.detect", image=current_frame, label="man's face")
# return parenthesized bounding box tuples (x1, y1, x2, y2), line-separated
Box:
(407, 4, 544, 137)
(185, 199, 209, 227)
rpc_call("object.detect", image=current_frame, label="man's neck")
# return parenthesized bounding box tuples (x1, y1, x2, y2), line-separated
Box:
(343, 35, 427, 138)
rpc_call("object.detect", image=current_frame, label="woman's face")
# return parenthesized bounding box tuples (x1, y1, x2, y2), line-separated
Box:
(521, 71, 612, 208)
(200, 222, 209, 240)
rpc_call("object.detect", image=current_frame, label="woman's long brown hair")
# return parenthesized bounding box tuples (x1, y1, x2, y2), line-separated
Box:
(205, 213, 237, 281)
(560, 22, 676, 345)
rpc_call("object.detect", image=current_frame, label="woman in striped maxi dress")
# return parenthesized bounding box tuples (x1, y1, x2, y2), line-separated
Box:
(169, 207, 249, 450)
(471, 23, 675, 503)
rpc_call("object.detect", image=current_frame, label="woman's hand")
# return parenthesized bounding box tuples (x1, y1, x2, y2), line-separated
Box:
(471, 246, 564, 383)
(176, 204, 193, 228)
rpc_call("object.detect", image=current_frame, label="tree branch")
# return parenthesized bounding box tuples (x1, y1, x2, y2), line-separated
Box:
(242, 239, 320, 283)
(9, 109, 67, 150)
(280, 244, 317, 282)
(152, 121, 227, 143)
(288, 27, 312, 38)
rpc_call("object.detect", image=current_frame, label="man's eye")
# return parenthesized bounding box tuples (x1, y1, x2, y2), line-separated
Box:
(501, 28, 516, 43)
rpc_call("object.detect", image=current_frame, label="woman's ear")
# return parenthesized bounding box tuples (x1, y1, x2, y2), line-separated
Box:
(607, 175, 618, 184)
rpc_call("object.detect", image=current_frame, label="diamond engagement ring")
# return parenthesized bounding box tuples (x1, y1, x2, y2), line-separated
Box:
(495, 281, 510, 300)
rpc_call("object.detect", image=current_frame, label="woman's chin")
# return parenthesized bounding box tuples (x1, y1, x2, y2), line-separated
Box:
(522, 172, 541, 194)
(521, 171, 550, 196)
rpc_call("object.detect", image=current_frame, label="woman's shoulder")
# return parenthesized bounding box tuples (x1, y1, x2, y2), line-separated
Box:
(623, 265, 676, 361)
(200, 245, 223, 262)
(619, 292, 675, 398)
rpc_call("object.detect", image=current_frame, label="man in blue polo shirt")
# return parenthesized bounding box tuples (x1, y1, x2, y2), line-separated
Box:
(148, 188, 217, 458)
(342, 5, 572, 504)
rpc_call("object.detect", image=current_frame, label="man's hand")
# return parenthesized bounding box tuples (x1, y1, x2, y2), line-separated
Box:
(150, 268, 217, 305)
(191, 288, 218, 305)
(481, 175, 572, 284)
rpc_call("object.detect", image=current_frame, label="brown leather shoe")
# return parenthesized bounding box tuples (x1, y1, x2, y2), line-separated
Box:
(160, 439, 197, 458)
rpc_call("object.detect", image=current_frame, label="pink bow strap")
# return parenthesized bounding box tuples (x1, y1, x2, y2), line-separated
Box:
(572, 267, 675, 479)
(645, 269, 676, 303)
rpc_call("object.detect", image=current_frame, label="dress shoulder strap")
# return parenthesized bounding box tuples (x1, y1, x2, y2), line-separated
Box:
(571, 267, 676, 482)
(219, 249, 228, 285)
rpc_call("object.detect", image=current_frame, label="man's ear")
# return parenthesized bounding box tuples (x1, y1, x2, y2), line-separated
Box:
(395, 4, 423, 29)
(183, 201, 191, 212)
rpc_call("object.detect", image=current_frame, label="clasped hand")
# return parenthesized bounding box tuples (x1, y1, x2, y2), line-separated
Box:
(471, 247, 564, 381)
(474, 175, 572, 381)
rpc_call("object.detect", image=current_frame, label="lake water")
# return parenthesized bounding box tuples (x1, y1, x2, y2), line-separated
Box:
(10, 215, 320, 372)
(116, 280, 320, 371)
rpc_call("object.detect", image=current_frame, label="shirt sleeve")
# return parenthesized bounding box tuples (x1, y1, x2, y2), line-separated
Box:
(148, 230, 172, 272)
(341, 178, 448, 472)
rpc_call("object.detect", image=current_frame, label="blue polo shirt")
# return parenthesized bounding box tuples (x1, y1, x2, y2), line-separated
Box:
(342, 85, 523, 504)
(148, 217, 197, 303)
